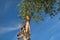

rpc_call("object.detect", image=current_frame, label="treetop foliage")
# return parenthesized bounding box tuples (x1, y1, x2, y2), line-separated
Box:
(18, 0, 60, 22)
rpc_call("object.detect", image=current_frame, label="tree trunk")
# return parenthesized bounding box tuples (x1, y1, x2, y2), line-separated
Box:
(23, 16, 31, 40)
(17, 16, 31, 40)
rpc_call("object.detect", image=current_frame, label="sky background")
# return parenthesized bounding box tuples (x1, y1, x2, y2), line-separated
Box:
(0, 0, 60, 40)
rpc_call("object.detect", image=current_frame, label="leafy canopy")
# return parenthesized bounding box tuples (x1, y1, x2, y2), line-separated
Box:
(18, 0, 60, 22)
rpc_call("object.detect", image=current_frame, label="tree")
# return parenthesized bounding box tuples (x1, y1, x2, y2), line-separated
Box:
(17, 0, 60, 40)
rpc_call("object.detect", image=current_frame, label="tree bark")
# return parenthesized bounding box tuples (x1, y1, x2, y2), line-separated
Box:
(24, 16, 31, 40)
(17, 16, 31, 40)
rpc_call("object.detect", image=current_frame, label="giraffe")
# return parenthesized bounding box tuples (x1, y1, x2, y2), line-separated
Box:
(17, 26, 26, 40)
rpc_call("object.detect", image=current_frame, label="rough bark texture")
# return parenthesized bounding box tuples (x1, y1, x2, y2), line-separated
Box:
(17, 16, 31, 40)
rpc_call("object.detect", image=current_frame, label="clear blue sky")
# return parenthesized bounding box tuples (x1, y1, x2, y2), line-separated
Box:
(0, 0, 60, 40)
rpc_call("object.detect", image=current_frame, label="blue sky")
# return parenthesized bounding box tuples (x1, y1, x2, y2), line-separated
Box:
(0, 0, 60, 40)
